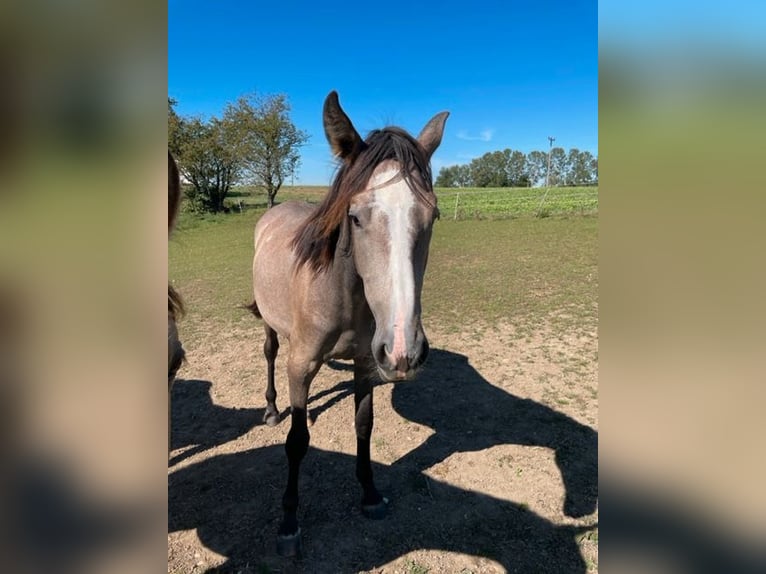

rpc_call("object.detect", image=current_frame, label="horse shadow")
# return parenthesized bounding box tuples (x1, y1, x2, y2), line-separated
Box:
(168, 444, 590, 573)
(392, 348, 598, 519)
(308, 349, 597, 519)
(170, 379, 262, 466)
(168, 348, 598, 572)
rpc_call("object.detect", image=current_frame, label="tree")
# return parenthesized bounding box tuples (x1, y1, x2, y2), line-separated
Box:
(435, 165, 460, 187)
(168, 97, 182, 155)
(566, 148, 596, 185)
(224, 94, 309, 208)
(455, 164, 472, 187)
(548, 147, 568, 186)
(526, 150, 547, 187)
(506, 150, 528, 187)
(168, 100, 240, 213)
(470, 151, 508, 187)
(468, 155, 489, 187)
(436, 164, 473, 187)
(589, 156, 598, 185)
(432, 147, 597, 189)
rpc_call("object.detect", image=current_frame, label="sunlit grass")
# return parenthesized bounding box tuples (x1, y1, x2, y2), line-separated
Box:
(170, 209, 597, 346)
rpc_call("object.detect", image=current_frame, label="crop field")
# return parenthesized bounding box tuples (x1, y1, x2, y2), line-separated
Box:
(169, 202, 598, 573)
(437, 186, 597, 219)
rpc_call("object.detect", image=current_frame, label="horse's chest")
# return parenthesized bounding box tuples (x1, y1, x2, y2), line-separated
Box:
(325, 325, 370, 361)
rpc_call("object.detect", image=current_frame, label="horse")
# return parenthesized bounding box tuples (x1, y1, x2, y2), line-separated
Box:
(249, 91, 448, 556)
(168, 151, 185, 455)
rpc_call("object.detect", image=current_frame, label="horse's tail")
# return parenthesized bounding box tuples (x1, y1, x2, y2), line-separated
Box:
(244, 300, 262, 319)
(168, 284, 185, 320)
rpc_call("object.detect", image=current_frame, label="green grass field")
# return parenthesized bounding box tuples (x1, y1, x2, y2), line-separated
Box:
(206, 185, 597, 221)
(170, 203, 597, 341)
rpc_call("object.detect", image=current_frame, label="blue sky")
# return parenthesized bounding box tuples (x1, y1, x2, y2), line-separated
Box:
(169, 0, 597, 185)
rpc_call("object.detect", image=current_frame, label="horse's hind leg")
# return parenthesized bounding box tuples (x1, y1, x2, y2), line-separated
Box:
(263, 323, 280, 426)
(354, 356, 387, 519)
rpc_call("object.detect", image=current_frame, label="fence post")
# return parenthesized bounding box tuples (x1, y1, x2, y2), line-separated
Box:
(536, 186, 551, 217)
(454, 193, 460, 220)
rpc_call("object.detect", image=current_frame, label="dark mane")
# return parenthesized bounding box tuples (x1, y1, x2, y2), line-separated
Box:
(291, 127, 436, 272)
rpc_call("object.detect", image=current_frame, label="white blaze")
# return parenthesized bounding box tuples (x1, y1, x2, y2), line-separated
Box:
(371, 168, 416, 365)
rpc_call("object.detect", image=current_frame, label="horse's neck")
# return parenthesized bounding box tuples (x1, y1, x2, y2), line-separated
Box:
(332, 242, 369, 314)
(333, 242, 361, 289)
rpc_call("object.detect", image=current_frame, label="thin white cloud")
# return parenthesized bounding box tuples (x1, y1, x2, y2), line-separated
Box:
(456, 129, 494, 142)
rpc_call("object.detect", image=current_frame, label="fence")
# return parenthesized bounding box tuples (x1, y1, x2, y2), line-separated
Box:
(229, 185, 598, 219)
(435, 186, 598, 220)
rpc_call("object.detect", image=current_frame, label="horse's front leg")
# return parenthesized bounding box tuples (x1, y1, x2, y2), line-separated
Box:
(354, 356, 388, 519)
(276, 353, 320, 557)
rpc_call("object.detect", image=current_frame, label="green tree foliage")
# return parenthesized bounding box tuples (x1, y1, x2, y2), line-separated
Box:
(470, 151, 509, 187)
(548, 147, 568, 187)
(455, 164, 471, 187)
(168, 99, 239, 213)
(168, 98, 182, 154)
(167, 93, 308, 213)
(435, 165, 459, 187)
(435, 146, 596, 188)
(435, 164, 473, 187)
(566, 148, 597, 185)
(506, 150, 528, 187)
(526, 150, 548, 187)
(224, 94, 309, 208)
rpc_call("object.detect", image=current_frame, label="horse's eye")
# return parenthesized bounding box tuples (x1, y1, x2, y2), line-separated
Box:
(349, 214, 361, 228)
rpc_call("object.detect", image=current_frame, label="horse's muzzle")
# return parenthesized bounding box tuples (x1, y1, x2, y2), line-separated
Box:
(373, 335, 429, 382)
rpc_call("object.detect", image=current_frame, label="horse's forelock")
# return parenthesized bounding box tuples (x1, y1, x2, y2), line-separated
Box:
(292, 128, 435, 272)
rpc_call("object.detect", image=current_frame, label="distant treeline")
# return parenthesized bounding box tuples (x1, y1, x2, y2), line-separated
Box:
(435, 147, 597, 188)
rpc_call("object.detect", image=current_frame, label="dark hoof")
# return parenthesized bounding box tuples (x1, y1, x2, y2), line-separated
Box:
(276, 528, 302, 557)
(361, 496, 389, 520)
(263, 410, 280, 427)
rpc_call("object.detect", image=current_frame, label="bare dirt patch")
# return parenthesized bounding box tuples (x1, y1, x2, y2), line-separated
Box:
(168, 314, 597, 573)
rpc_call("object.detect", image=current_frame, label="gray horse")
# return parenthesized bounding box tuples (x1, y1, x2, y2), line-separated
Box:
(249, 91, 448, 556)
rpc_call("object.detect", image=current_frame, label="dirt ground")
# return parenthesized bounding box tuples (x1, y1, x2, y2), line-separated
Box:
(168, 317, 598, 573)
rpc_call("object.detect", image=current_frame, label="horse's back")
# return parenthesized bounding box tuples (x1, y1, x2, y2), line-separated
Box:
(253, 202, 315, 338)
(255, 200, 314, 234)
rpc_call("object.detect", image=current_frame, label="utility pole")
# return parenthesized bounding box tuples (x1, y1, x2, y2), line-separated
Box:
(537, 136, 556, 217)
(545, 136, 556, 187)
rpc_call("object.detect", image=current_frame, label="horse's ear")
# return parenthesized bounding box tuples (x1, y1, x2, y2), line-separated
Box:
(168, 150, 181, 234)
(417, 111, 450, 159)
(323, 91, 363, 161)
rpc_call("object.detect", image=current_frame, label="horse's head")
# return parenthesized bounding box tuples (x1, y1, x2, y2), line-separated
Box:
(323, 92, 448, 382)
